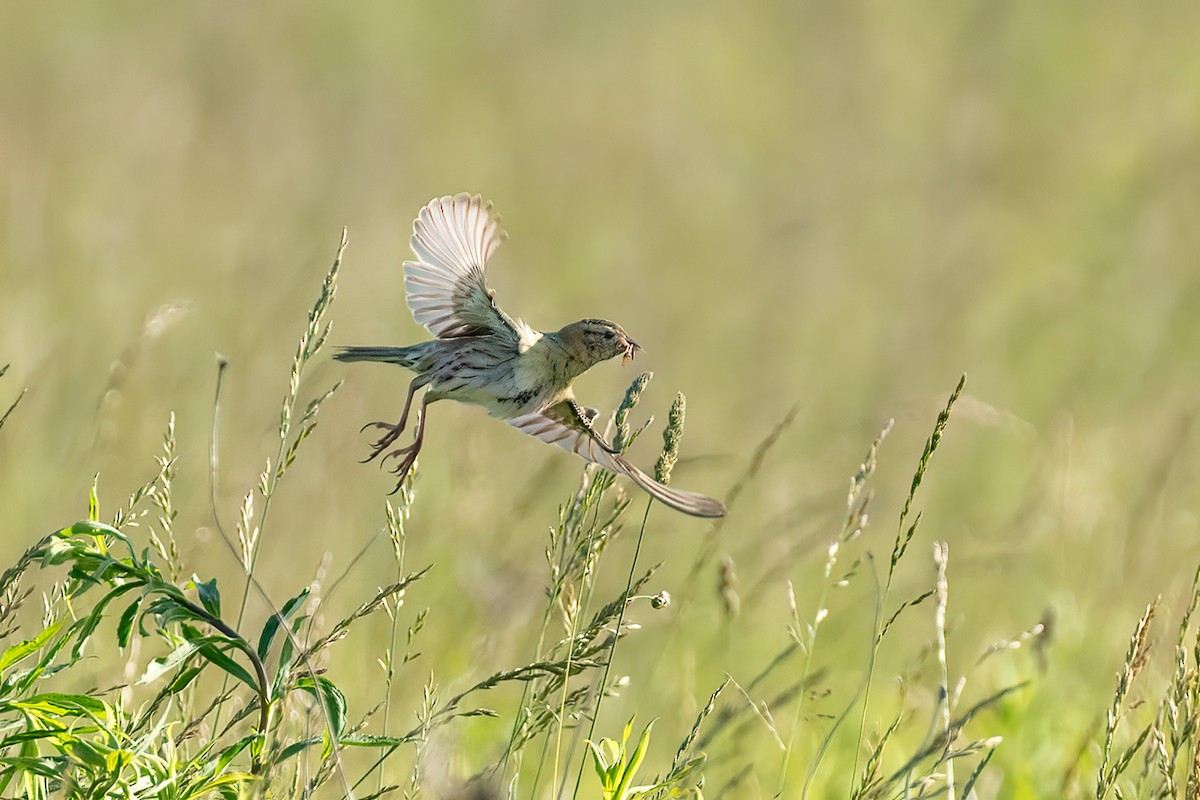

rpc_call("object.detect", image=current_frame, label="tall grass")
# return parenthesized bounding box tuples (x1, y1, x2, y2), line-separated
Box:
(3, 242, 1200, 799)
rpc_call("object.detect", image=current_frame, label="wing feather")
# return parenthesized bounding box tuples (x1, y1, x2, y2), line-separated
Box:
(403, 193, 536, 344)
(506, 401, 726, 519)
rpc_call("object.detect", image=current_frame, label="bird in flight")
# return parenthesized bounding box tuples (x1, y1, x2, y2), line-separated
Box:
(335, 193, 725, 518)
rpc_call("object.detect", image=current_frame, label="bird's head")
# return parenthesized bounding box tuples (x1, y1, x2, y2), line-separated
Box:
(558, 318, 641, 367)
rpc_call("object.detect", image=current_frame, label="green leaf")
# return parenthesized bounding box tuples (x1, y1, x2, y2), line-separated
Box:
(104, 748, 132, 774)
(1, 727, 80, 748)
(141, 640, 201, 685)
(277, 736, 323, 762)
(186, 633, 259, 695)
(0, 621, 64, 672)
(67, 520, 119, 537)
(5, 623, 74, 697)
(38, 534, 80, 566)
(589, 739, 615, 788)
(116, 599, 141, 648)
(60, 734, 108, 770)
(164, 665, 203, 694)
(70, 583, 141, 660)
(67, 519, 126, 540)
(274, 613, 309, 685)
(141, 634, 260, 696)
(15, 693, 110, 719)
(88, 476, 100, 523)
(589, 737, 624, 792)
(198, 644, 259, 695)
(189, 575, 222, 618)
(257, 587, 310, 659)
(144, 592, 214, 630)
(212, 734, 257, 774)
(295, 674, 347, 756)
(613, 719, 655, 800)
(0, 754, 66, 779)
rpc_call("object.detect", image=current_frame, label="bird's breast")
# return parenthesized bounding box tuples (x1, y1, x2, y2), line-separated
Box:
(512, 341, 576, 396)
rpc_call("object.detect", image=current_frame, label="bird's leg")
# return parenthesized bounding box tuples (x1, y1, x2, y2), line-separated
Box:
(360, 377, 424, 464)
(381, 397, 430, 491)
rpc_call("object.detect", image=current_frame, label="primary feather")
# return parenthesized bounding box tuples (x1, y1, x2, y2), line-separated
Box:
(403, 194, 539, 350)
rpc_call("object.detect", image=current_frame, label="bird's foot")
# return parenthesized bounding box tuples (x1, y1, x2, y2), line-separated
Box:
(381, 442, 421, 489)
(359, 420, 406, 464)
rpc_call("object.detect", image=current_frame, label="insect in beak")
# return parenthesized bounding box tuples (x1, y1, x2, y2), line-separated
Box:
(622, 337, 642, 365)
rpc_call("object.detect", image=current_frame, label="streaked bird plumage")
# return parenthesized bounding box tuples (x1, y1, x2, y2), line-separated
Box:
(335, 193, 725, 518)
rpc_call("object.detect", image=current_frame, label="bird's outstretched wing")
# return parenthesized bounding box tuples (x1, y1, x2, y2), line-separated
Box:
(403, 193, 538, 345)
(506, 400, 726, 518)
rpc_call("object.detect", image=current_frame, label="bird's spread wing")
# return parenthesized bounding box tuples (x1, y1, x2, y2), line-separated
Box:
(506, 400, 726, 518)
(403, 194, 538, 346)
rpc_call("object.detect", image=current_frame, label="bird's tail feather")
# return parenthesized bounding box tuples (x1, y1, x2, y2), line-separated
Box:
(615, 454, 727, 519)
(334, 345, 424, 370)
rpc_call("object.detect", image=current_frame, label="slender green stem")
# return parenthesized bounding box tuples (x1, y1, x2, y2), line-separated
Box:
(552, 500, 614, 800)
(802, 557, 882, 798)
(499, 594, 556, 794)
(509, 472, 614, 799)
(847, 376, 964, 795)
(549, 495, 609, 800)
(849, 564, 895, 795)
(503, 524, 572, 797)
(171, 593, 273, 772)
(380, 509, 405, 794)
(550, 587, 581, 796)
(779, 569, 833, 790)
(571, 498, 652, 800)
(933, 543, 953, 798)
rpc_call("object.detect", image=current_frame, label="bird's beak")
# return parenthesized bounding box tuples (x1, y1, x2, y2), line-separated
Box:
(622, 337, 641, 365)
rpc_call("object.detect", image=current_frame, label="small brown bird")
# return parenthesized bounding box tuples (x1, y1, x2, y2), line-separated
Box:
(335, 194, 725, 518)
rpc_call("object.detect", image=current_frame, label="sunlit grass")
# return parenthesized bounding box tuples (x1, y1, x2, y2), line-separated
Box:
(2, 243, 1198, 798)
(4, 4, 1200, 798)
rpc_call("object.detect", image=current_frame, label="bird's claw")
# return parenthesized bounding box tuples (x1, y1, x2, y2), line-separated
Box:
(359, 420, 406, 464)
(386, 470, 414, 496)
(381, 445, 420, 490)
(379, 442, 414, 468)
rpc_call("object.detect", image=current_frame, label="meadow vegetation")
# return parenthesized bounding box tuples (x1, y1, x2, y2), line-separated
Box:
(3, 4, 1200, 798)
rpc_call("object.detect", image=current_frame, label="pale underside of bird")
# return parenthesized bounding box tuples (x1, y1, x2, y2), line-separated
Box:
(335, 193, 726, 519)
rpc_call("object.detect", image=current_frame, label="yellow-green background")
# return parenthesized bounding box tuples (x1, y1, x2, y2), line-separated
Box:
(3, 3, 1199, 796)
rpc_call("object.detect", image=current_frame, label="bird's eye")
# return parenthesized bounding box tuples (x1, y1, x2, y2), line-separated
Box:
(605, 331, 616, 340)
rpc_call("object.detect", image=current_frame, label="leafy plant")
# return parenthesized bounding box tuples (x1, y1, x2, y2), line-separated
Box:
(588, 718, 662, 800)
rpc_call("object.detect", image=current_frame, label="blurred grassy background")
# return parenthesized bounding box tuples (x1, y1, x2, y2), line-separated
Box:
(3, 2, 1200, 796)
